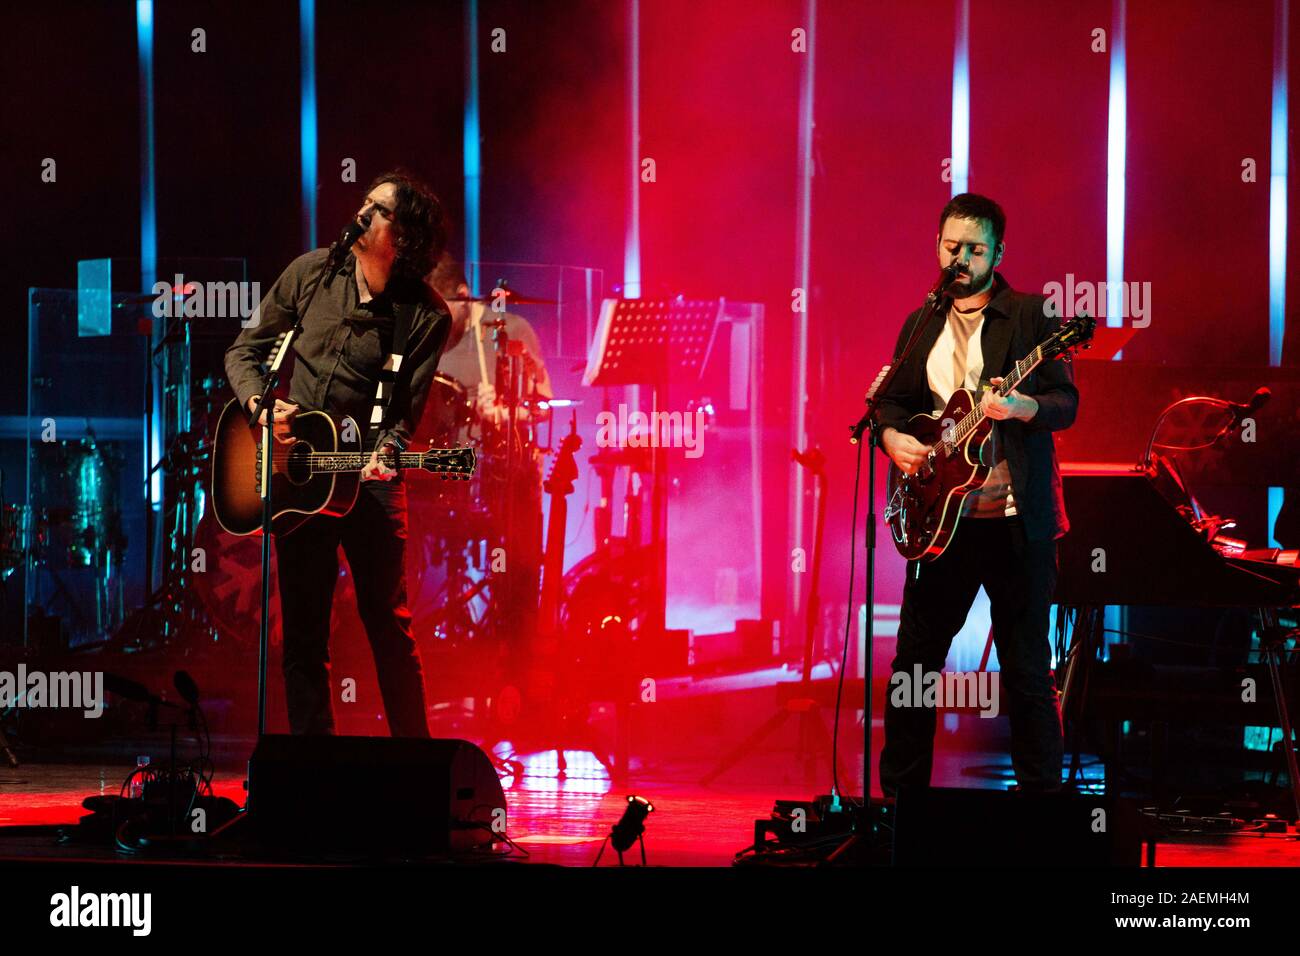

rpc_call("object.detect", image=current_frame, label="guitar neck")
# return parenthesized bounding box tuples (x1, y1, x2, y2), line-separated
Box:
(539, 493, 571, 630)
(946, 345, 1045, 448)
(307, 451, 426, 473)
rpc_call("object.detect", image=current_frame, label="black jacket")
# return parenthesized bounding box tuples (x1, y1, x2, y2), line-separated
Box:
(874, 272, 1078, 542)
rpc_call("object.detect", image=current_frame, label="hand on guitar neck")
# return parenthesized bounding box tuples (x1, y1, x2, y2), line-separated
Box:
(979, 376, 1039, 422)
(361, 444, 399, 482)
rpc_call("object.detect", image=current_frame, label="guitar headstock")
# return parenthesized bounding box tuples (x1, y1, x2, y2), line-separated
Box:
(1042, 314, 1097, 360)
(544, 416, 583, 496)
(420, 445, 478, 481)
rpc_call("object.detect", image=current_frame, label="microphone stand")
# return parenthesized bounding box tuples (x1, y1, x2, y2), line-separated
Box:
(246, 254, 338, 736)
(1141, 390, 1270, 470)
(843, 269, 956, 834)
(211, 233, 359, 845)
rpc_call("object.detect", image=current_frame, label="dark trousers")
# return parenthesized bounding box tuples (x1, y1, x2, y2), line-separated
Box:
(273, 478, 431, 737)
(879, 516, 1063, 793)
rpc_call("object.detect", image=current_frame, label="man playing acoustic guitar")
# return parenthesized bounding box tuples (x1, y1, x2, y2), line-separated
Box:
(224, 171, 453, 737)
(875, 193, 1079, 794)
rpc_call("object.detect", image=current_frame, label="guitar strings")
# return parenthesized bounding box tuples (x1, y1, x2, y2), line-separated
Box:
(934, 345, 1042, 460)
(259, 452, 469, 459)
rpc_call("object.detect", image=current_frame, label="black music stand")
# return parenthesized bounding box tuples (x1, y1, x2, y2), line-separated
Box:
(582, 297, 721, 639)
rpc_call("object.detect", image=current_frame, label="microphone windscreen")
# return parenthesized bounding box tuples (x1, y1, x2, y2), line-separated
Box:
(174, 670, 200, 705)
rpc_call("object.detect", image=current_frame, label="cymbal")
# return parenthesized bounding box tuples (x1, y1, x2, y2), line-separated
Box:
(444, 287, 557, 306)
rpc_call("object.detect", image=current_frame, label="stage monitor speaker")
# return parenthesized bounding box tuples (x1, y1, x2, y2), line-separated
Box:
(892, 787, 1142, 866)
(247, 735, 506, 856)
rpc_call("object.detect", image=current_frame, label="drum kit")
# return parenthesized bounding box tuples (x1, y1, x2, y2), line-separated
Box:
(185, 285, 563, 659)
(2, 280, 572, 665)
(2, 434, 129, 646)
(4, 439, 123, 578)
(411, 327, 555, 654)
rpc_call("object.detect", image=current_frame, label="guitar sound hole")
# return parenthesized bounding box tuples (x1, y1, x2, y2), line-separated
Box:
(286, 442, 313, 485)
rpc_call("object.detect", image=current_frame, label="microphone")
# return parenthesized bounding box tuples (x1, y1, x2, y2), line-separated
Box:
(926, 261, 964, 303)
(326, 208, 374, 280)
(174, 670, 200, 707)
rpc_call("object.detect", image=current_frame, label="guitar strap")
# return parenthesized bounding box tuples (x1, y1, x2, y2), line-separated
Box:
(368, 298, 417, 445)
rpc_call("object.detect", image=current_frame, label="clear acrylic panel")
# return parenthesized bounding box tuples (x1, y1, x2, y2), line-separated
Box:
(466, 261, 605, 362)
(20, 256, 248, 650)
(24, 287, 148, 649)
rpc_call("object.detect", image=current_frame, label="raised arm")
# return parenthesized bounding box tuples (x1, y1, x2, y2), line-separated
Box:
(224, 251, 324, 410)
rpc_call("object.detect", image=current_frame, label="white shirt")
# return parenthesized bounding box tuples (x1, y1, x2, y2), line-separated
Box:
(924, 305, 1016, 517)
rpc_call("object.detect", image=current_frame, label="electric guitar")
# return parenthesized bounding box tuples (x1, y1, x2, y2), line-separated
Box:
(210, 398, 476, 537)
(539, 418, 583, 635)
(884, 314, 1095, 561)
(525, 416, 583, 730)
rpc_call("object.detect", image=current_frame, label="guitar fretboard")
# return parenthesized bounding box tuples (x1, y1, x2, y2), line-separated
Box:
(939, 345, 1044, 457)
(256, 447, 474, 476)
(308, 452, 427, 474)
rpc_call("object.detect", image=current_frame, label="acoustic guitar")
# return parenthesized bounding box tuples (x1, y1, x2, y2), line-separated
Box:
(210, 397, 476, 537)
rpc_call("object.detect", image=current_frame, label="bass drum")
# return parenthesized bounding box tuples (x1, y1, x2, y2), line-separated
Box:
(32, 438, 126, 569)
(422, 373, 475, 447)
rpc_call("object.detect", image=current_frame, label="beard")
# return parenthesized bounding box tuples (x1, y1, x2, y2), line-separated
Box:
(948, 264, 993, 299)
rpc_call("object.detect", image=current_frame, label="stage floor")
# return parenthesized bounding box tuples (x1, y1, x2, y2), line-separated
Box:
(2, 749, 1298, 867)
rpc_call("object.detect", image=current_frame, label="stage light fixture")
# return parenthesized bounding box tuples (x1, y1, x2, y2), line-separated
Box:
(594, 795, 655, 866)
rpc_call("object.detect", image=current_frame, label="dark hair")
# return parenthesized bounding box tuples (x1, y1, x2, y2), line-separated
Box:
(428, 251, 468, 296)
(366, 170, 448, 280)
(938, 193, 1006, 248)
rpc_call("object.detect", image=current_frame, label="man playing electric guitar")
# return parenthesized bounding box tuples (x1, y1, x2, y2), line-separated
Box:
(223, 171, 453, 737)
(875, 193, 1079, 794)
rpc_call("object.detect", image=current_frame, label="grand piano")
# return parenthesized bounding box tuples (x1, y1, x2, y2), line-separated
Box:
(1054, 459, 1300, 818)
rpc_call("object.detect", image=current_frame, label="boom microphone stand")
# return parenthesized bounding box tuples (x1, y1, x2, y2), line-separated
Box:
(844, 263, 960, 818)
(247, 332, 297, 737)
(209, 216, 370, 847)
